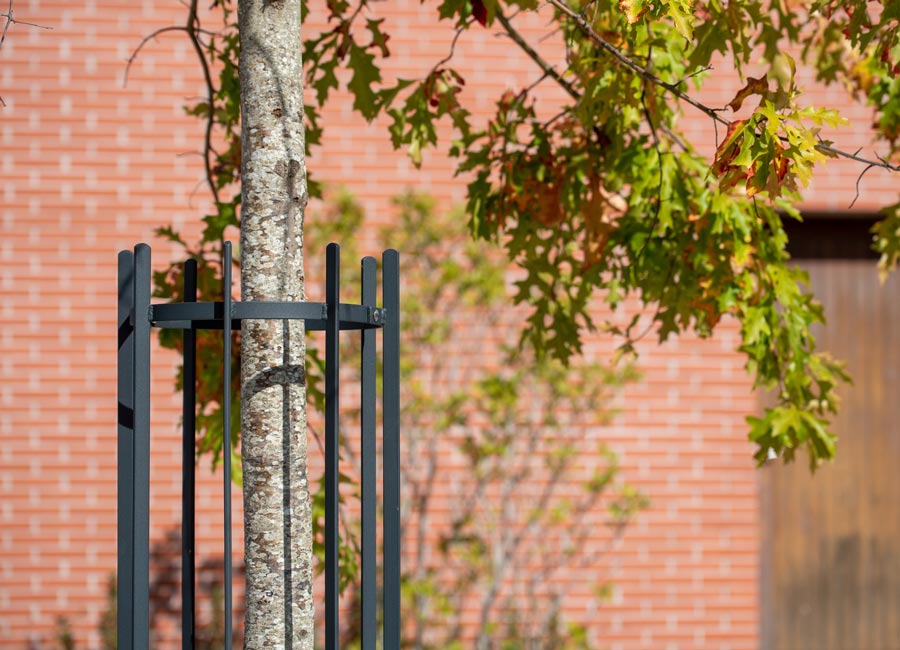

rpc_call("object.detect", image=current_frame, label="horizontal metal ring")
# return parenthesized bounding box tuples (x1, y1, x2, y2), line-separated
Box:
(148, 301, 385, 330)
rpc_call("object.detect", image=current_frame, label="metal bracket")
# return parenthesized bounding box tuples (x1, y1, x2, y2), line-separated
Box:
(148, 301, 385, 331)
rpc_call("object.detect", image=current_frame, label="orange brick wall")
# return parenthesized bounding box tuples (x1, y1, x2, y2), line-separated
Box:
(1, 1, 893, 648)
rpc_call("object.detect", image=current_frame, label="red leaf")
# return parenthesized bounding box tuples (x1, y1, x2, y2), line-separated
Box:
(471, 0, 487, 26)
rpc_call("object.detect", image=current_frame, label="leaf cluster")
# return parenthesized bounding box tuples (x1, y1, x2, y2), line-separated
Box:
(171, 0, 900, 469)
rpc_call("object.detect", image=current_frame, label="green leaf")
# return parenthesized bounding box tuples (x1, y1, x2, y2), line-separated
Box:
(201, 198, 239, 243)
(872, 201, 900, 281)
(347, 43, 382, 121)
(662, 0, 695, 40)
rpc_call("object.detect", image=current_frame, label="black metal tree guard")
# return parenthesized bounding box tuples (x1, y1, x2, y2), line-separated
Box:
(117, 242, 400, 650)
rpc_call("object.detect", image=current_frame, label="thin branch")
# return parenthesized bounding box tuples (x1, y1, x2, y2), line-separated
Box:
(124, 25, 215, 85)
(126, 0, 220, 206)
(623, 257, 678, 346)
(640, 43, 659, 149)
(660, 123, 689, 151)
(496, 11, 578, 101)
(0, 14, 53, 29)
(0, 0, 52, 50)
(505, 5, 524, 21)
(636, 52, 665, 266)
(1, 15, 48, 31)
(537, 25, 562, 43)
(476, 444, 568, 639)
(432, 19, 470, 72)
(186, 177, 208, 209)
(674, 64, 713, 87)
(579, 0, 600, 18)
(818, 141, 900, 172)
(344, 0, 368, 28)
(542, 107, 568, 130)
(124, 26, 194, 83)
(504, 8, 683, 157)
(0, 0, 52, 106)
(519, 69, 551, 99)
(547, 0, 900, 175)
(849, 162, 877, 209)
(185, 0, 220, 207)
(549, 0, 727, 123)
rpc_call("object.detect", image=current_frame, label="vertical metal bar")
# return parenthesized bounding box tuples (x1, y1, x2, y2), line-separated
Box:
(132, 244, 152, 650)
(382, 249, 401, 650)
(117, 250, 135, 648)
(325, 243, 341, 650)
(360, 257, 377, 650)
(182, 259, 198, 650)
(222, 243, 233, 650)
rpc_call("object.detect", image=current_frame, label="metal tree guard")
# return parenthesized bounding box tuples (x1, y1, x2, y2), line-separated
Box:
(117, 242, 401, 649)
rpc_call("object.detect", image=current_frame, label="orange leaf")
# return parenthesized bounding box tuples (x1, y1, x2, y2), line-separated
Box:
(618, 0, 650, 24)
(776, 154, 789, 182)
(727, 75, 769, 113)
(712, 119, 747, 182)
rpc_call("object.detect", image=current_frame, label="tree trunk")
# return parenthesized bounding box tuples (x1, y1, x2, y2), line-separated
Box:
(238, 0, 312, 647)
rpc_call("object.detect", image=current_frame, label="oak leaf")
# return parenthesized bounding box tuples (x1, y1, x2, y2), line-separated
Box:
(727, 75, 769, 113)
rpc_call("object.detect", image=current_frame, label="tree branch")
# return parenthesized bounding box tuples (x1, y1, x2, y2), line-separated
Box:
(547, 0, 900, 176)
(636, 50, 666, 265)
(126, 0, 220, 206)
(548, 0, 727, 124)
(496, 11, 578, 101)
(0, 0, 52, 107)
(0, 0, 51, 50)
(185, 0, 220, 208)
(124, 26, 193, 82)
(850, 163, 877, 209)
(431, 18, 472, 74)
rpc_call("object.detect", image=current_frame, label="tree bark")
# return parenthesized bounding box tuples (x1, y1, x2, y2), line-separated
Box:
(238, 1, 312, 647)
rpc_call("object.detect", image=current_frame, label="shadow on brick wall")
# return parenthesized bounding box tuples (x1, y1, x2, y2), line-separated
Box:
(148, 525, 246, 649)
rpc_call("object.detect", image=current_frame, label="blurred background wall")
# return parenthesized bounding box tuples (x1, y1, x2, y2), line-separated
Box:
(1, 1, 898, 648)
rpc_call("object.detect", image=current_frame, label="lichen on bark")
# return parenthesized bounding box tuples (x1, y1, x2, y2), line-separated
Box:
(238, 0, 313, 647)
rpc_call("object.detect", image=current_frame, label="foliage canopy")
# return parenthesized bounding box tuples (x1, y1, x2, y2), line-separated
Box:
(151, 0, 900, 468)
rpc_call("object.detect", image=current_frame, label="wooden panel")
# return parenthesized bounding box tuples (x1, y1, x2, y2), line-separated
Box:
(760, 260, 900, 649)
(784, 216, 879, 260)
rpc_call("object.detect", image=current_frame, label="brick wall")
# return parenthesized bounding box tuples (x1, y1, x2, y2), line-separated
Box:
(0, 1, 892, 648)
